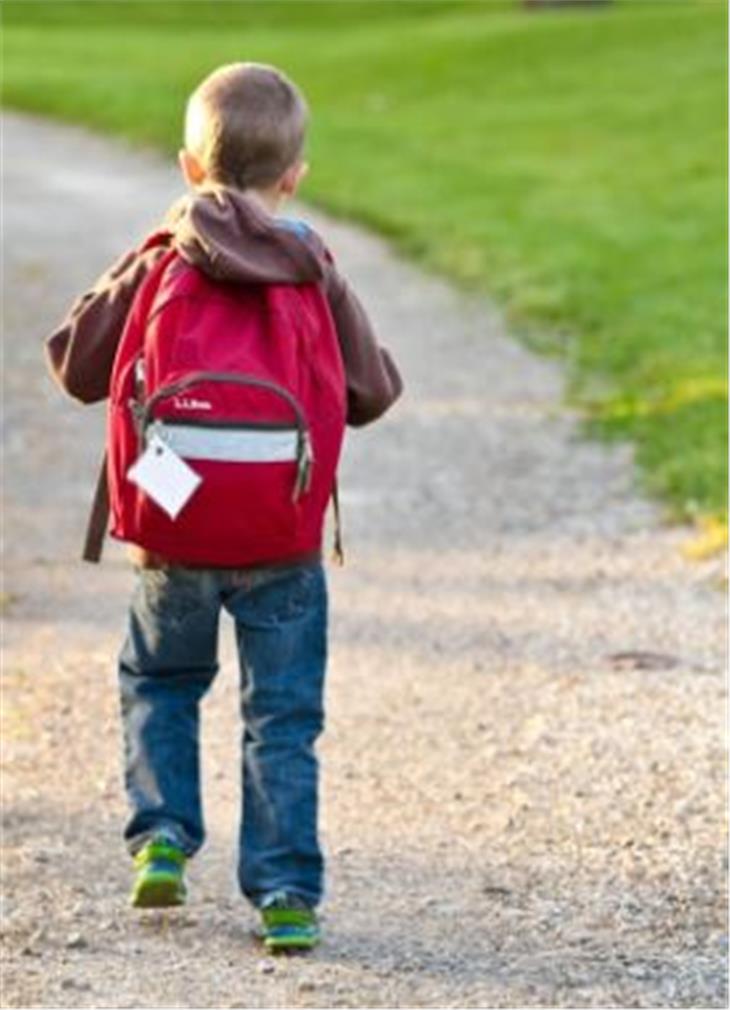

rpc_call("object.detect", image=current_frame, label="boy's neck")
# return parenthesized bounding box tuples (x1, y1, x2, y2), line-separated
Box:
(241, 187, 284, 216)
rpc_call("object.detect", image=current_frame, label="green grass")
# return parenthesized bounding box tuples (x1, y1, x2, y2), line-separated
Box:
(3, 1, 727, 520)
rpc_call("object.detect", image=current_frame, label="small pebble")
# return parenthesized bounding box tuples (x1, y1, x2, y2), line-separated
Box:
(257, 959, 275, 974)
(60, 979, 90, 991)
(66, 932, 88, 950)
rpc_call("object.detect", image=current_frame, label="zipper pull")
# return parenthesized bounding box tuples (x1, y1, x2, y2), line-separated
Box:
(293, 431, 314, 501)
(128, 359, 147, 442)
(302, 432, 314, 493)
(128, 398, 145, 439)
(134, 357, 146, 393)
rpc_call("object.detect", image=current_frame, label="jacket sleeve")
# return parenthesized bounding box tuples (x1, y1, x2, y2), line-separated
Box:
(319, 249, 403, 427)
(44, 244, 166, 404)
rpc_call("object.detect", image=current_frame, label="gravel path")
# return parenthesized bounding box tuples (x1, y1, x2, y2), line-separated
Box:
(2, 111, 727, 1009)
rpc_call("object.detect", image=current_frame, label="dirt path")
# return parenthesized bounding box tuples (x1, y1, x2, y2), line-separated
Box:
(2, 111, 726, 1009)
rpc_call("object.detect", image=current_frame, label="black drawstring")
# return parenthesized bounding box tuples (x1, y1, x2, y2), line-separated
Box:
(331, 479, 344, 566)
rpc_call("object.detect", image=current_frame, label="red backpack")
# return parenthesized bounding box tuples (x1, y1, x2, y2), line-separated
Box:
(105, 235, 346, 567)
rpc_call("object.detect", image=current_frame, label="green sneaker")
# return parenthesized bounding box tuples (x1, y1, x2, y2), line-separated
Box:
(258, 891, 321, 952)
(130, 834, 187, 908)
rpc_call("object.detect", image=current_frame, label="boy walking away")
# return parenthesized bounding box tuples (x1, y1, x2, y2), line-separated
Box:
(44, 63, 402, 952)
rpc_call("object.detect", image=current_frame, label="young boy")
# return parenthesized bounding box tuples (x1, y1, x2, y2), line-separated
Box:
(44, 62, 402, 951)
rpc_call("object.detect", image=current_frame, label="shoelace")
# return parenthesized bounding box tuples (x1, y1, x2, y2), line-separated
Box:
(134, 840, 186, 869)
(262, 907, 316, 929)
(261, 893, 315, 928)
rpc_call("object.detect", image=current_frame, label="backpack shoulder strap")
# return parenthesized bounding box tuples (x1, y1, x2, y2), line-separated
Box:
(331, 478, 344, 566)
(82, 451, 110, 564)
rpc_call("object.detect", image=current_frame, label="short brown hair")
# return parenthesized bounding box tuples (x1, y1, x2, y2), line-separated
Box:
(185, 62, 308, 191)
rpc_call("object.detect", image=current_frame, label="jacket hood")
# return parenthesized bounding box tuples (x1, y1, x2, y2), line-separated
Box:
(163, 186, 324, 286)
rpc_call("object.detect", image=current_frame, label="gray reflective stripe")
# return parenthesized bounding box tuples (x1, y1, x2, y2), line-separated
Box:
(150, 422, 299, 463)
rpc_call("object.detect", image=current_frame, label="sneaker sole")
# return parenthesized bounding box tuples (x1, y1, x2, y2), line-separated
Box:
(130, 874, 186, 909)
(263, 933, 320, 952)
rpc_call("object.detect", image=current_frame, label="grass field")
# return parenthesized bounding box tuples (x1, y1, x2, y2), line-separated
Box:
(3, 1, 727, 521)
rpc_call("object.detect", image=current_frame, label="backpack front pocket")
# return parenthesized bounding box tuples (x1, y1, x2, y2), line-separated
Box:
(127, 372, 314, 563)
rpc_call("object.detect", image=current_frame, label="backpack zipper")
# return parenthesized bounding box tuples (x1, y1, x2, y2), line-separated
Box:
(130, 370, 313, 500)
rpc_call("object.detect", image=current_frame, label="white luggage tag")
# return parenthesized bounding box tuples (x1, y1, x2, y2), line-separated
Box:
(127, 433, 202, 520)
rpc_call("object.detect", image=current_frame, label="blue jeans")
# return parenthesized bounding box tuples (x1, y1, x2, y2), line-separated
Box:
(117, 561, 327, 909)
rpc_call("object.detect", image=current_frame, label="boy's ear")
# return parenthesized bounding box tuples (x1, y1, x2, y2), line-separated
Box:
(179, 149, 207, 188)
(279, 160, 309, 197)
